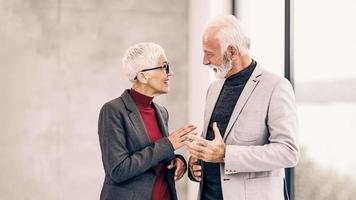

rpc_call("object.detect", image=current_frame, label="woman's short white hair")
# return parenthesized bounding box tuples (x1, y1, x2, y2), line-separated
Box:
(205, 15, 250, 55)
(122, 42, 166, 82)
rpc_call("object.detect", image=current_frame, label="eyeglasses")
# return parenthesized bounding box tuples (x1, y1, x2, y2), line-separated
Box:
(134, 63, 170, 80)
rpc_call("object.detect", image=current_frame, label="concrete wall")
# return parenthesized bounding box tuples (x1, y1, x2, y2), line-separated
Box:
(0, 0, 189, 199)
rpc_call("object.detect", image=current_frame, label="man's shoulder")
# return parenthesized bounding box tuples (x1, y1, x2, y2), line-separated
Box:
(260, 67, 290, 88)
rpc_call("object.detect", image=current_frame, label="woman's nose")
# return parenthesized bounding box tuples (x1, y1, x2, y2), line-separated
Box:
(168, 70, 174, 76)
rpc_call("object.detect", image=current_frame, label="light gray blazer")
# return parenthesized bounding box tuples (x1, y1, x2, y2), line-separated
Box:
(199, 64, 299, 200)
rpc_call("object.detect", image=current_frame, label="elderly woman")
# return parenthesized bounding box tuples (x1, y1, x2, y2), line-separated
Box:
(98, 42, 196, 200)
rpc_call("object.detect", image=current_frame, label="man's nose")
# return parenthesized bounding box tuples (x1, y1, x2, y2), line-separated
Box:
(203, 55, 210, 65)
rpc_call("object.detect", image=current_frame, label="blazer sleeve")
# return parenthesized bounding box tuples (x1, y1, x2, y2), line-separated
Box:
(224, 78, 300, 173)
(98, 103, 175, 183)
(160, 105, 188, 173)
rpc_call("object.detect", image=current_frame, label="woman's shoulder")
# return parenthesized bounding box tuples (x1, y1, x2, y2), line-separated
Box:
(99, 96, 126, 118)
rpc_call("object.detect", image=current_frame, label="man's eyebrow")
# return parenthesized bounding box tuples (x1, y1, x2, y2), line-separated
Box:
(204, 49, 214, 53)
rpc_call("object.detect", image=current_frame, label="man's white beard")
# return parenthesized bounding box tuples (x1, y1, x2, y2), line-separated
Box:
(210, 54, 232, 79)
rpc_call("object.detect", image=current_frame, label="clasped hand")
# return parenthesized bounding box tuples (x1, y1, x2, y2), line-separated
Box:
(185, 122, 225, 163)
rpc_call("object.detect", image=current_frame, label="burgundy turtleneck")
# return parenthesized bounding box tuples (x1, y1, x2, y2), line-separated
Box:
(129, 88, 171, 200)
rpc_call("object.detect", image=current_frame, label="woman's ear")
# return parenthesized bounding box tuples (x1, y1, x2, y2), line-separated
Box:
(136, 72, 148, 84)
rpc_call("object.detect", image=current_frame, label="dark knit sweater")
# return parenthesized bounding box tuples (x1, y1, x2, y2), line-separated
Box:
(202, 60, 256, 200)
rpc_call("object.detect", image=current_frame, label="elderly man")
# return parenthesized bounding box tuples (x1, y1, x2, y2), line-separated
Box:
(186, 15, 299, 200)
(98, 42, 196, 200)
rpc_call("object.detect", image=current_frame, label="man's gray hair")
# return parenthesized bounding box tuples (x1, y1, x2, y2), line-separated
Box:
(205, 15, 250, 55)
(122, 42, 166, 82)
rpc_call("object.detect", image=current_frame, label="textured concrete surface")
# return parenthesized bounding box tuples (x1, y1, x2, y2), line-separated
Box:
(0, 0, 189, 199)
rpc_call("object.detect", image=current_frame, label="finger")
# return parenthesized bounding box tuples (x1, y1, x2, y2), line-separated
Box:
(188, 135, 209, 147)
(171, 127, 184, 135)
(170, 124, 195, 136)
(184, 140, 200, 150)
(178, 129, 197, 139)
(167, 160, 175, 169)
(183, 141, 191, 147)
(174, 128, 193, 138)
(183, 124, 196, 128)
(187, 149, 198, 158)
(189, 151, 200, 159)
(178, 169, 185, 180)
(184, 126, 197, 135)
(189, 149, 207, 161)
(175, 165, 184, 180)
(179, 124, 196, 132)
(175, 172, 183, 181)
(213, 122, 223, 140)
(190, 156, 199, 163)
(181, 134, 195, 143)
(189, 150, 207, 162)
(193, 171, 201, 182)
(186, 141, 205, 153)
(175, 167, 183, 178)
(187, 144, 207, 158)
(193, 171, 201, 177)
(175, 159, 183, 170)
(179, 125, 197, 135)
(177, 174, 183, 180)
(180, 132, 198, 143)
(192, 165, 201, 171)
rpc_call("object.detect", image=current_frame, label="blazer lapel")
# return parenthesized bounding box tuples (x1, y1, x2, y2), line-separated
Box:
(121, 90, 151, 147)
(152, 103, 169, 137)
(223, 64, 263, 140)
(202, 80, 225, 138)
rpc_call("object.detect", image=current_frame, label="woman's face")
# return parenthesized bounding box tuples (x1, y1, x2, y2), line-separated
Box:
(143, 55, 173, 96)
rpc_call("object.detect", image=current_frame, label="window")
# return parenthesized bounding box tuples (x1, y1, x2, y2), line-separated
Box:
(294, 0, 356, 199)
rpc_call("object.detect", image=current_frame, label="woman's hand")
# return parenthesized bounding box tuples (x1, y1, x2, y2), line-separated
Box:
(167, 157, 186, 181)
(168, 124, 196, 150)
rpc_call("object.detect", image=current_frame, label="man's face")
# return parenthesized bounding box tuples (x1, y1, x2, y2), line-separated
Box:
(202, 31, 232, 79)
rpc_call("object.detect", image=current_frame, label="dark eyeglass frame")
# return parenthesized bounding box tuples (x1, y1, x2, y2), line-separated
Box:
(134, 63, 170, 80)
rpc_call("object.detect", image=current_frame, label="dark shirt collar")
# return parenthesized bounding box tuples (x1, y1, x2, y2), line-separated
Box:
(130, 88, 153, 108)
(225, 59, 256, 86)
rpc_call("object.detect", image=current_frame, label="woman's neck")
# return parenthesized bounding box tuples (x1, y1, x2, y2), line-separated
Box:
(131, 84, 156, 97)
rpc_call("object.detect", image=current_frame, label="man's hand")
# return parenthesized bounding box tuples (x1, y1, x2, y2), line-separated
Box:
(186, 122, 225, 163)
(188, 156, 201, 181)
(168, 124, 197, 150)
(167, 157, 186, 181)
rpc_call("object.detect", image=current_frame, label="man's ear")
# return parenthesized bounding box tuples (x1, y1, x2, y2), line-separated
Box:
(227, 45, 240, 59)
(136, 72, 148, 84)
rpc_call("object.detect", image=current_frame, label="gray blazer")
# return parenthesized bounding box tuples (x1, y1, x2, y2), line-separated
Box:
(195, 64, 299, 200)
(98, 90, 179, 200)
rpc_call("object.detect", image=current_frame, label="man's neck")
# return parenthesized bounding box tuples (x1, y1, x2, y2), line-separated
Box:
(225, 55, 252, 78)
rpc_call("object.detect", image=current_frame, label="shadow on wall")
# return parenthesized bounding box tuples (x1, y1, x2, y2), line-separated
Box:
(295, 147, 356, 200)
